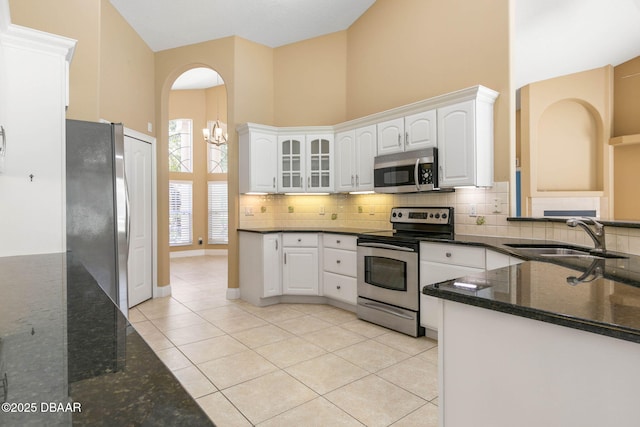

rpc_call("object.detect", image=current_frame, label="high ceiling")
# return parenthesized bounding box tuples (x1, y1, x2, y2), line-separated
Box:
(109, 0, 376, 52)
(111, 1, 640, 90)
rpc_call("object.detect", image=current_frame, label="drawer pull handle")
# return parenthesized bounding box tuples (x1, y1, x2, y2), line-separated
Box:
(446, 252, 452, 258)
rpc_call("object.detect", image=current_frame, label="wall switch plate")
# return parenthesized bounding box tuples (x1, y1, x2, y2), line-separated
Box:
(244, 206, 254, 216)
(369, 205, 375, 215)
(469, 204, 477, 217)
(319, 206, 325, 215)
(358, 206, 363, 213)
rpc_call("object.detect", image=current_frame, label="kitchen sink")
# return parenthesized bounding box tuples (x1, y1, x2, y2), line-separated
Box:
(505, 244, 628, 259)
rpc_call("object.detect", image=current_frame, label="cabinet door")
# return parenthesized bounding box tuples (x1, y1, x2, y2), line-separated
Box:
(420, 260, 484, 331)
(283, 247, 318, 295)
(250, 132, 278, 193)
(354, 125, 377, 191)
(405, 110, 437, 151)
(306, 134, 333, 192)
(263, 234, 282, 297)
(335, 130, 355, 192)
(278, 135, 305, 192)
(438, 100, 476, 187)
(377, 117, 404, 155)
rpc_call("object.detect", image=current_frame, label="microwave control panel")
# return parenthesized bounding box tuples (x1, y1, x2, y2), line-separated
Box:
(419, 163, 436, 185)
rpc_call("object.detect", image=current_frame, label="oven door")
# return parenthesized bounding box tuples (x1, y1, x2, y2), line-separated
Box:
(357, 243, 419, 311)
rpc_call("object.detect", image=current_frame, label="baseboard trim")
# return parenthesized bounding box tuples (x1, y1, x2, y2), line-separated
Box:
(155, 284, 172, 298)
(170, 249, 228, 258)
(226, 287, 240, 300)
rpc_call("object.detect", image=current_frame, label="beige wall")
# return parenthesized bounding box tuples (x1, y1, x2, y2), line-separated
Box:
(614, 56, 640, 137)
(613, 56, 640, 220)
(8, 0, 155, 136)
(346, 0, 512, 182)
(274, 31, 347, 126)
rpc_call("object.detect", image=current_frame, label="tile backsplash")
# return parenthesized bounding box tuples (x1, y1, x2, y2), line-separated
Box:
(239, 181, 640, 256)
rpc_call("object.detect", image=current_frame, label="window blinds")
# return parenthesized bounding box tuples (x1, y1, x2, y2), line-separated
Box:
(169, 180, 193, 246)
(208, 181, 228, 244)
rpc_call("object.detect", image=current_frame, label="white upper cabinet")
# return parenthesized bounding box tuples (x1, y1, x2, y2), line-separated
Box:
(277, 134, 305, 192)
(0, 13, 76, 257)
(238, 85, 498, 193)
(238, 124, 278, 193)
(277, 132, 333, 193)
(437, 86, 497, 188)
(376, 110, 436, 155)
(306, 134, 333, 193)
(335, 124, 376, 192)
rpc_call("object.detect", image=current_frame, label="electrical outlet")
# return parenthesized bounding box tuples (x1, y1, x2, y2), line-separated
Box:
(244, 206, 254, 216)
(369, 205, 375, 215)
(198, 237, 203, 245)
(319, 206, 325, 215)
(358, 206, 363, 213)
(492, 198, 502, 213)
(469, 204, 477, 217)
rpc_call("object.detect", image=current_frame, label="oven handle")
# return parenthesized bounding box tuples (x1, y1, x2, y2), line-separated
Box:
(361, 301, 414, 320)
(358, 242, 415, 252)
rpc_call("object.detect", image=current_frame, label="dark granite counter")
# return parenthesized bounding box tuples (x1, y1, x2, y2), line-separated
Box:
(238, 226, 388, 235)
(423, 236, 640, 344)
(0, 253, 214, 426)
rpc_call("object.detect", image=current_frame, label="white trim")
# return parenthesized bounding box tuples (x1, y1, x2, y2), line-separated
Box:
(170, 249, 206, 258)
(206, 249, 228, 256)
(170, 248, 229, 258)
(226, 288, 240, 300)
(154, 284, 171, 298)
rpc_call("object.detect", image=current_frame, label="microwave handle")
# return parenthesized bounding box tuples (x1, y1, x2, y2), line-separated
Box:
(414, 158, 421, 192)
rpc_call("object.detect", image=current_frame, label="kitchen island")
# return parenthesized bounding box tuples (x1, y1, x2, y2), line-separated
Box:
(0, 253, 213, 426)
(423, 251, 640, 427)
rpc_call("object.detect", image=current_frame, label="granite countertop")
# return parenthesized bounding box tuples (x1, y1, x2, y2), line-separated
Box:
(238, 226, 389, 235)
(0, 253, 214, 426)
(423, 235, 640, 344)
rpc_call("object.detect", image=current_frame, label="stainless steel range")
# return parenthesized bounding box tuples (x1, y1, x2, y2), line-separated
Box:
(356, 207, 454, 337)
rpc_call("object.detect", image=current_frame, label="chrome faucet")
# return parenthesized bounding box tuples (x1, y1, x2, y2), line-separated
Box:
(566, 217, 606, 252)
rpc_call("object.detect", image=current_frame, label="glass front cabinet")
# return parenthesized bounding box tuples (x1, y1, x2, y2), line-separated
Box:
(277, 133, 333, 193)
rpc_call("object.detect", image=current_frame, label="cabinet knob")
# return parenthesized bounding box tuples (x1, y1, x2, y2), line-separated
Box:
(297, 238, 302, 242)
(446, 252, 452, 258)
(337, 285, 341, 290)
(336, 240, 341, 244)
(336, 259, 341, 264)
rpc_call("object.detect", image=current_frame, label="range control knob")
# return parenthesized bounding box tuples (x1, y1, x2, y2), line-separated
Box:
(397, 212, 403, 218)
(442, 213, 448, 219)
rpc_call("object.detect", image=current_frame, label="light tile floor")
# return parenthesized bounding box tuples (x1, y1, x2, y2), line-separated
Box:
(130, 255, 439, 427)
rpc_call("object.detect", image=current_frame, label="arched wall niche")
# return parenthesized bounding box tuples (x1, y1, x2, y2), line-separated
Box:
(518, 65, 613, 218)
(536, 98, 602, 191)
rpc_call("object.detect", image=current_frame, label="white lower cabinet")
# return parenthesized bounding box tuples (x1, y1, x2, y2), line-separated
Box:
(420, 243, 485, 332)
(239, 232, 282, 305)
(420, 243, 524, 333)
(282, 233, 319, 295)
(322, 234, 357, 305)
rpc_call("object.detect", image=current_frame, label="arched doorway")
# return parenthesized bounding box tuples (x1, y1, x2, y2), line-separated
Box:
(167, 66, 229, 297)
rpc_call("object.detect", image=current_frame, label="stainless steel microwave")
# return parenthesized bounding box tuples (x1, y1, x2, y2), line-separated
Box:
(373, 147, 438, 193)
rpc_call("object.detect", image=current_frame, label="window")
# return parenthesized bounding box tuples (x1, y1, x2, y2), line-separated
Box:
(208, 181, 228, 244)
(168, 119, 193, 172)
(208, 142, 228, 173)
(169, 181, 192, 246)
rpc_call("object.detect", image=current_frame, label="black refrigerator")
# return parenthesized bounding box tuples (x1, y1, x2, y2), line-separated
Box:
(66, 119, 129, 315)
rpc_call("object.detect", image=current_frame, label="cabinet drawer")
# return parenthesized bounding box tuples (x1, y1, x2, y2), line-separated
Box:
(323, 248, 357, 276)
(323, 233, 357, 251)
(322, 271, 357, 305)
(420, 242, 485, 268)
(283, 233, 318, 247)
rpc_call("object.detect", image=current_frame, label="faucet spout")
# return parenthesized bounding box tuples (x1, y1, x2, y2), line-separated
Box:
(566, 217, 606, 252)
